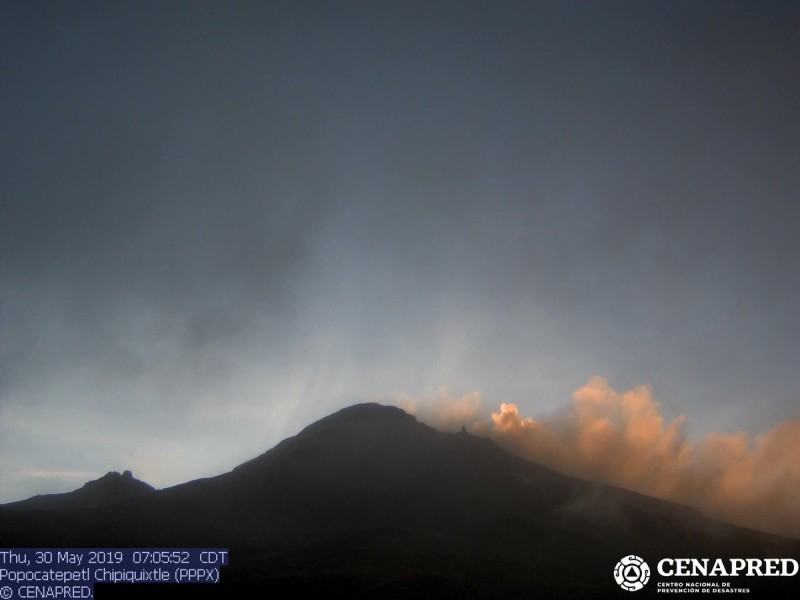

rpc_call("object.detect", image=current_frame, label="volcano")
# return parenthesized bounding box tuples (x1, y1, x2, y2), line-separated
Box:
(1, 403, 798, 598)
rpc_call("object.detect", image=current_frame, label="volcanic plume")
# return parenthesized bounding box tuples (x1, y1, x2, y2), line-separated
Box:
(401, 377, 800, 538)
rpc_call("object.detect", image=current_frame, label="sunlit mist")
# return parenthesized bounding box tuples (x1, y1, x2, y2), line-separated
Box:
(401, 377, 800, 539)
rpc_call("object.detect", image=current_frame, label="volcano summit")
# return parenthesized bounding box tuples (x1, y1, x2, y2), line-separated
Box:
(1, 404, 798, 599)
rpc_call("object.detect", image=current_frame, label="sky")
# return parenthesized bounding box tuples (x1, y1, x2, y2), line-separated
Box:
(1, 1, 798, 508)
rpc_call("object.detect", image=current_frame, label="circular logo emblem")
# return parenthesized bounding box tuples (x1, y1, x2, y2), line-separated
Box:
(614, 555, 650, 591)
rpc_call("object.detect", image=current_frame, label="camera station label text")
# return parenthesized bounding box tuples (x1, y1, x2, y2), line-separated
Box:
(0, 549, 229, 599)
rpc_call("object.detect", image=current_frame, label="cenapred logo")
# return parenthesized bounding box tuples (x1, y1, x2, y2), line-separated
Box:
(614, 555, 651, 591)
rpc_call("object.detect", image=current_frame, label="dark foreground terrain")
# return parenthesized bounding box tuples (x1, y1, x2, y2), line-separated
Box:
(2, 404, 798, 598)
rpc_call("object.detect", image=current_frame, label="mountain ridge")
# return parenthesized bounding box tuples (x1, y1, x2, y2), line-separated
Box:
(2, 469, 154, 510)
(1, 403, 797, 598)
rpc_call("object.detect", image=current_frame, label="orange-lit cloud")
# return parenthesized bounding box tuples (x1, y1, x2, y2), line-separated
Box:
(400, 377, 800, 539)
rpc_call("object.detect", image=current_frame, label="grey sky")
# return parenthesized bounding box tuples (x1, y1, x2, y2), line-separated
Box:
(1, 1, 798, 502)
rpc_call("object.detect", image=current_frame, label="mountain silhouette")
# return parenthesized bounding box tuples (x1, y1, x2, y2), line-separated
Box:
(1, 404, 798, 599)
(3, 470, 154, 510)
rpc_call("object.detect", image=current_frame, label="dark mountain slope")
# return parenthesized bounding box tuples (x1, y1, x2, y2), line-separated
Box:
(1, 404, 798, 599)
(3, 470, 154, 510)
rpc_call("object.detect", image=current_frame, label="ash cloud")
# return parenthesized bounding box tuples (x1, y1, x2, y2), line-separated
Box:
(402, 377, 800, 539)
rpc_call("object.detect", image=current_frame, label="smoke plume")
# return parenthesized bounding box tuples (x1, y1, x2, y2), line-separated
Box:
(400, 377, 800, 539)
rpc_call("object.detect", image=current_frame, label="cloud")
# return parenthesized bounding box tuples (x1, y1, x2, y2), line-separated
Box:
(401, 376, 800, 539)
